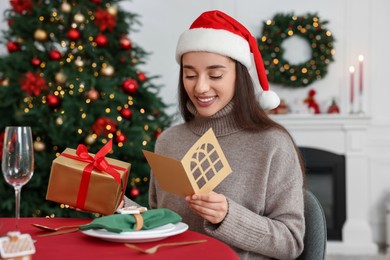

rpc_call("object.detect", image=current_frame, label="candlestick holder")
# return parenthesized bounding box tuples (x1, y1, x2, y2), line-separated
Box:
(349, 102, 355, 114)
(357, 91, 364, 115)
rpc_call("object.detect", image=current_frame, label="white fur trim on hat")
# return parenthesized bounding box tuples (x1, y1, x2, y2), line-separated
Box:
(258, 90, 280, 110)
(175, 28, 252, 68)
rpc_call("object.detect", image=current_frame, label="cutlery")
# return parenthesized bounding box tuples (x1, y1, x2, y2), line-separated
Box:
(124, 239, 207, 254)
(32, 223, 82, 231)
(37, 228, 79, 237)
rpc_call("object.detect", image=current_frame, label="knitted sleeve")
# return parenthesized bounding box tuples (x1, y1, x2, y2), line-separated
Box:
(204, 137, 305, 259)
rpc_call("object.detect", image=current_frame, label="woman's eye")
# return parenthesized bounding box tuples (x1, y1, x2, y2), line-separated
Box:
(210, 75, 223, 79)
(185, 75, 196, 79)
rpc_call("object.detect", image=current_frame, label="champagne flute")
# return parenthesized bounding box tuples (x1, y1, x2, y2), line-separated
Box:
(2, 126, 34, 230)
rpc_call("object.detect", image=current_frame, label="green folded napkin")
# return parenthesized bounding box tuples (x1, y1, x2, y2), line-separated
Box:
(79, 208, 182, 233)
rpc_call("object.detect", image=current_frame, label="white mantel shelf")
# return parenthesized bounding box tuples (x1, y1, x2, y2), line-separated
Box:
(271, 113, 378, 255)
(271, 113, 371, 126)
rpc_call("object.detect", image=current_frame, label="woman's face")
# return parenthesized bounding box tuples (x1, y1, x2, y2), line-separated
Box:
(182, 51, 236, 117)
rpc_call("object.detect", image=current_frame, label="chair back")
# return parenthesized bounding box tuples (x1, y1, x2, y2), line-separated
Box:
(297, 190, 327, 260)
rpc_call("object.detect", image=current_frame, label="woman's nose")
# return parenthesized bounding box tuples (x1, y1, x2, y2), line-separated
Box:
(194, 76, 209, 94)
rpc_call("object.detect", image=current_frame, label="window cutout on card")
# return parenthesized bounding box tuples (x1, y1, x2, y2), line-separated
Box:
(190, 142, 226, 189)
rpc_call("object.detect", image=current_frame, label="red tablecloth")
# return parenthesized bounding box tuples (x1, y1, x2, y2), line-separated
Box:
(0, 218, 238, 260)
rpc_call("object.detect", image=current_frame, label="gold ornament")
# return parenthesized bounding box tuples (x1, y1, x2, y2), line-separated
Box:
(101, 65, 114, 76)
(56, 117, 64, 125)
(74, 13, 85, 23)
(33, 140, 46, 152)
(34, 29, 48, 41)
(74, 56, 84, 67)
(1, 78, 10, 86)
(61, 2, 72, 13)
(85, 134, 96, 145)
(107, 6, 118, 16)
(55, 71, 66, 84)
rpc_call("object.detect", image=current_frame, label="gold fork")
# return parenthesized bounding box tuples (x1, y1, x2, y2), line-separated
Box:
(124, 239, 207, 254)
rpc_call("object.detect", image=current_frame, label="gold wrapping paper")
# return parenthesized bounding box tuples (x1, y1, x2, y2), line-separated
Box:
(46, 148, 131, 215)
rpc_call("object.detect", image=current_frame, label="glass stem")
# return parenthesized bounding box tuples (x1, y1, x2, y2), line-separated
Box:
(14, 186, 22, 230)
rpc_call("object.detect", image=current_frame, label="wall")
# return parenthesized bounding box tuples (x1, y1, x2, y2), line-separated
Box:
(1, 0, 390, 248)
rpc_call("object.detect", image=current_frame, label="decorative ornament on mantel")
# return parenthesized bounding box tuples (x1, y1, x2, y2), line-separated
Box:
(327, 98, 340, 114)
(303, 89, 320, 114)
(258, 13, 335, 87)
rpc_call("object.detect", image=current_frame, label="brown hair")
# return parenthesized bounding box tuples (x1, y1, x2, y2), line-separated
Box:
(178, 60, 306, 180)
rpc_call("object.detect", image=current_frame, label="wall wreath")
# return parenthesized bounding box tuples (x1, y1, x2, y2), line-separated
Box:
(258, 13, 335, 87)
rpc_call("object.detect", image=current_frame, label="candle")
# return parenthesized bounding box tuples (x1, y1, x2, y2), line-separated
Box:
(349, 66, 355, 105)
(358, 55, 364, 94)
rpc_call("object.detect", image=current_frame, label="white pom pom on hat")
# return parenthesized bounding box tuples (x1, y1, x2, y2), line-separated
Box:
(175, 10, 280, 110)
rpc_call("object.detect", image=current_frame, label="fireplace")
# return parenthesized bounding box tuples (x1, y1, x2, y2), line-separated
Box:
(271, 114, 377, 255)
(299, 147, 346, 240)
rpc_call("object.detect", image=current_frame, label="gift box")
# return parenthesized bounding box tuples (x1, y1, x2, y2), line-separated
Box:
(46, 140, 130, 215)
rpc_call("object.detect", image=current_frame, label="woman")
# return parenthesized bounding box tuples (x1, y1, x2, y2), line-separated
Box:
(126, 10, 305, 259)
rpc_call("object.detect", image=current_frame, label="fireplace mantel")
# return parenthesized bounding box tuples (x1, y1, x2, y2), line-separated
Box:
(271, 114, 378, 255)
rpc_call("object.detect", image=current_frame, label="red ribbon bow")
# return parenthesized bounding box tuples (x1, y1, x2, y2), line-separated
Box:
(62, 140, 126, 209)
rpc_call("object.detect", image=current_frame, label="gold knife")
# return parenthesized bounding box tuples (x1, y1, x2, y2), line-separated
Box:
(37, 228, 79, 237)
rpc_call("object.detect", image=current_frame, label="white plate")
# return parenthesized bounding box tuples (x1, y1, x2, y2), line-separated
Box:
(81, 222, 189, 243)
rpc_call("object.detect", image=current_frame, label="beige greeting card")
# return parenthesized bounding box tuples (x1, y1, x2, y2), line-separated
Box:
(142, 128, 232, 197)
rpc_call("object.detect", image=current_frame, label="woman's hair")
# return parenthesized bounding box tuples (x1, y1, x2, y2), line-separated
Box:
(178, 60, 306, 181)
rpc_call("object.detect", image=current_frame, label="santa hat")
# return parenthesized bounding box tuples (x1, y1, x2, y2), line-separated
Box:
(175, 10, 280, 110)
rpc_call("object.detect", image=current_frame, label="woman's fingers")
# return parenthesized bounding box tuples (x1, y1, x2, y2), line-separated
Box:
(186, 192, 228, 224)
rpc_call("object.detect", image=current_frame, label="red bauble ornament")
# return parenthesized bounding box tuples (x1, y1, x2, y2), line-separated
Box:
(46, 94, 60, 108)
(49, 50, 61, 60)
(7, 41, 20, 52)
(120, 108, 132, 119)
(31, 57, 41, 66)
(122, 79, 138, 94)
(91, 117, 117, 135)
(137, 72, 146, 81)
(68, 28, 81, 41)
(120, 36, 131, 50)
(95, 34, 108, 47)
(86, 89, 99, 101)
(155, 131, 161, 139)
(115, 132, 127, 143)
(130, 187, 140, 198)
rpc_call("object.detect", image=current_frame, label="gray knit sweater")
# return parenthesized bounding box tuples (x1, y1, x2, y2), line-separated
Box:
(127, 102, 305, 259)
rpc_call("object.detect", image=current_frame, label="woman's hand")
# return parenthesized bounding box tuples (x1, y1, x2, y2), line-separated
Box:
(185, 191, 228, 224)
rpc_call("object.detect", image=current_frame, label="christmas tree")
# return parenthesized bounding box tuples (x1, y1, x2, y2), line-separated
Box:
(0, 0, 172, 217)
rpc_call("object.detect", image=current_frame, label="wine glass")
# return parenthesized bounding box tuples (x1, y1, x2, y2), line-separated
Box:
(2, 126, 34, 230)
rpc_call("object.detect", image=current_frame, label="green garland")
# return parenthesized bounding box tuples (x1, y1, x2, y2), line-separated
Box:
(258, 13, 335, 87)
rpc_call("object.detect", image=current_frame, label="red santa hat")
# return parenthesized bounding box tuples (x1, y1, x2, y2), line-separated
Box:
(175, 10, 280, 110)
